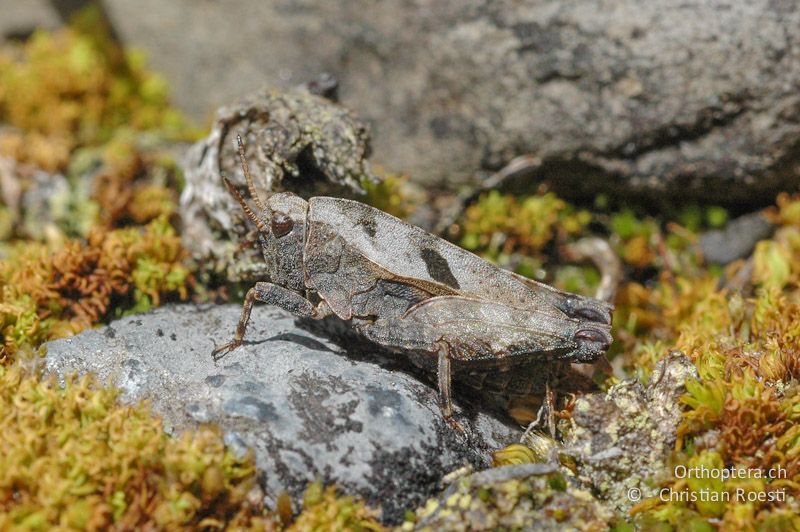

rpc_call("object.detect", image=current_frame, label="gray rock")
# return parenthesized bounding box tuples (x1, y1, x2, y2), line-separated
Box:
(43, 303, 521, 523)
(699, 211, 775, 265)
(96, 0, 800, 204)
(0, 0, 59, 41)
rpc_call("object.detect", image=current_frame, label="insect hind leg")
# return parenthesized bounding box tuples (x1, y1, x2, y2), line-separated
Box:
(359, 318, 463, 432)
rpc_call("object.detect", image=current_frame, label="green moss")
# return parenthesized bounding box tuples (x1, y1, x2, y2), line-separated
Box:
(288, 481, 384, 531)
(459, 192, 800, 529)
(0, 364, 273, 530)
(460, 190, 590, 260)
(362, 171, 416, 220)
(624, 200, 800, 527)
(705, 206, 729, 228)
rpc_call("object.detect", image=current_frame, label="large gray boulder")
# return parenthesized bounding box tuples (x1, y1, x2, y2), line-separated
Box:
(43, 303, 521, 523)
(2, 0, 798, 203)
(95, 0, 800, 204)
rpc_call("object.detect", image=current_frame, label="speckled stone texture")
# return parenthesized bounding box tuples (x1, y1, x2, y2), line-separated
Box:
(561, 351, 699, 512)
(43, 303, 521, 523)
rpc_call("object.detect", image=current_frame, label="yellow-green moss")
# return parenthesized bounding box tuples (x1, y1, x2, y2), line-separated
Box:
(0, 13, 194, 171)
(624, 196, 800, 528)
(0, 362, 390, 530)
(459, 190, 590, 260)
(362, 170, 417, 220)
(464, 192, 800, 528)
(287, 481, 384, 531)
(0, 364, 274, 530)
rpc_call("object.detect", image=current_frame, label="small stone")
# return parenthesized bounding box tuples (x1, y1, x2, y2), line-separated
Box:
(561, 351, 699, 512)
(699, 211, 774, 264)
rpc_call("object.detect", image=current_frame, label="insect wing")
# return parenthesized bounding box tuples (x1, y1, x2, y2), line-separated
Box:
(401, 296, 600, 363)
(508, 271, 613, 324)
(308, 197, 611, 323)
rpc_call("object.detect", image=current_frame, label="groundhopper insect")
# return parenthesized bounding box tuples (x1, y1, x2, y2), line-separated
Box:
(214, 138, 613, 430)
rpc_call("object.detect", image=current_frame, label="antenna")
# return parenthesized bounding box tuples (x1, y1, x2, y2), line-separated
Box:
(221, 175, 268, 233)
(237, 135, 267, 212)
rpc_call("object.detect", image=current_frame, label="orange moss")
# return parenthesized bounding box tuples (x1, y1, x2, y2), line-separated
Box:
(0, 217, 190, 362)
(719, 383, 788, 470)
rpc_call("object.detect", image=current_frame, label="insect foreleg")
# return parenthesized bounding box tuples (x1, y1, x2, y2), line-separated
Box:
(213, 282, 330, 361)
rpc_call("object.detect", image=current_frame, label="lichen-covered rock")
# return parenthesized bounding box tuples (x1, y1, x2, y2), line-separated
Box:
(408, 463, 613, 531)
(43, 303, 521, 524)
(561, 351, 699, 511)
(0, 156, 93, 242)
(179, 88, 376, 281)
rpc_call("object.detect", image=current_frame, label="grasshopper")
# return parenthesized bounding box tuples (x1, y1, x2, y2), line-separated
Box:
(214, 137, 613, 430)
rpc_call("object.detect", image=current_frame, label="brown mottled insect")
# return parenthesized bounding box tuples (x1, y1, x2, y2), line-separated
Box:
(214, 137, 613, 430)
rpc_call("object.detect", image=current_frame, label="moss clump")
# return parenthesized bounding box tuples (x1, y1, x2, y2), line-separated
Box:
(0, 364, 274, 530)
(621, 195, 800, 528)
(464, 192, 799, 529)
(86, 134, 181, 228)
(0, 363, 387, 530)
(459, 190, 590, 261)
(287, 481, 384, 531)
(0, 13, 192, 172)
(0, 216, 190, 363)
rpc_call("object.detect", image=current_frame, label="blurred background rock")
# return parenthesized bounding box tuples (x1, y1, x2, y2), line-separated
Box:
(3, 0, 798, 208)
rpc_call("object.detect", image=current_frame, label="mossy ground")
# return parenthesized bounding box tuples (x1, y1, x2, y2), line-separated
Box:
(1, 10, 799, 531)
(458, 190, 800, 529)
(0, 13, 383, 531)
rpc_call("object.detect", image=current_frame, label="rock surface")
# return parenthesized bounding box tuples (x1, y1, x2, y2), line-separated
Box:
(91, 0, 800, 204)
(43, 303, 521, 524)
(0, 0, 58, 41)
(4, 0, 798, 203)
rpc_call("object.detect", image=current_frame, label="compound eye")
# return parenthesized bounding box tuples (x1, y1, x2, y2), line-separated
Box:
(271, 212, 294, 237)
(574, 307, 608, 324)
